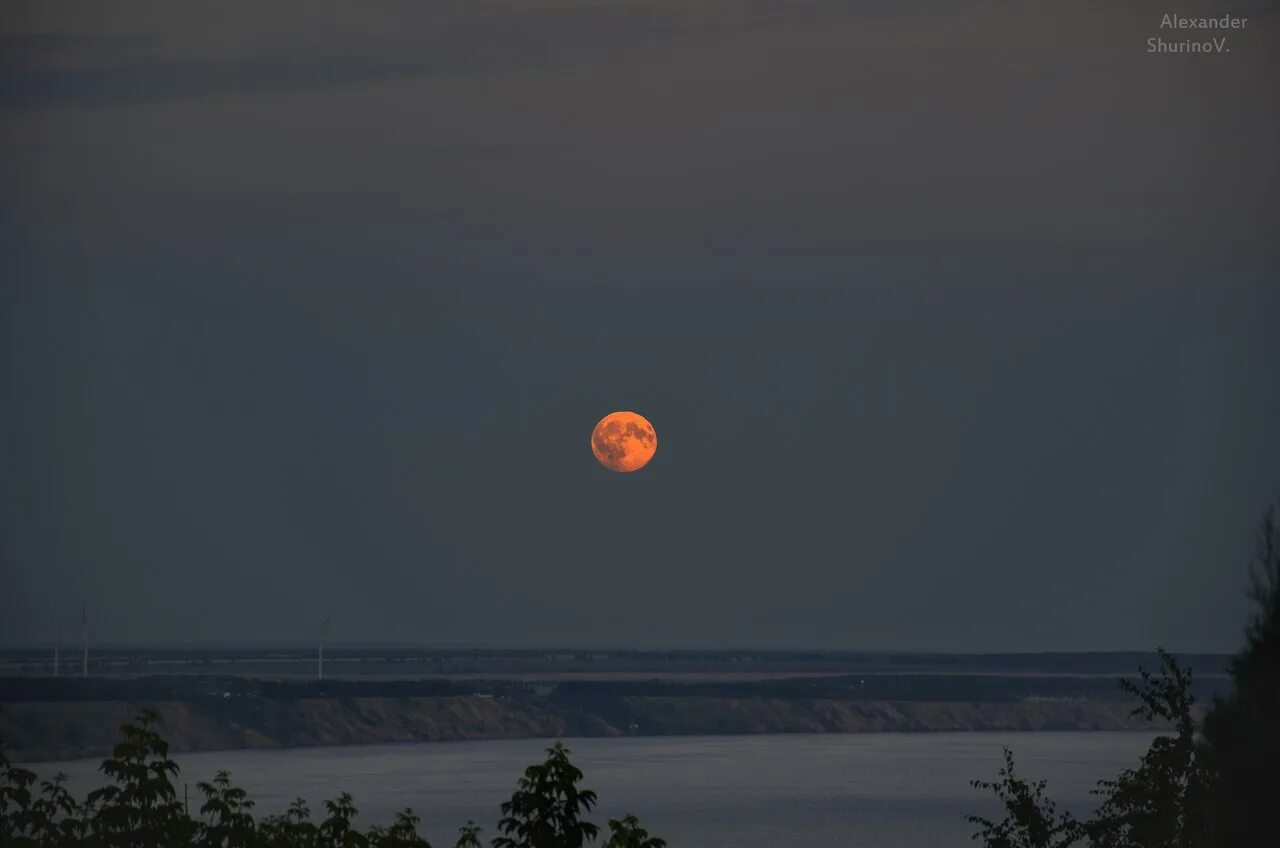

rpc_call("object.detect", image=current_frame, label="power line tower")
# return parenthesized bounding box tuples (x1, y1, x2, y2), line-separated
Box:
(318, 614, 331, 681)
(51, 616, 62, 677)
(81, 606, 89, 679)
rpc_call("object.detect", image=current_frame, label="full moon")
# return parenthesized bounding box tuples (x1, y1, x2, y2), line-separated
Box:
(591, 411, 657, 473)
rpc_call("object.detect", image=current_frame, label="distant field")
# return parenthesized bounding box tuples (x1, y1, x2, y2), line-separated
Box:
(0, 646, 1234, 682)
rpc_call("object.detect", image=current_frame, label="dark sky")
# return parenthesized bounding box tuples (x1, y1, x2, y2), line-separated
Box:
(2, 0, 1277, 651)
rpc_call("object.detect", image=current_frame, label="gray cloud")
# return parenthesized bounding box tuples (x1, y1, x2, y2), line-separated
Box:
(1, 2, 842, 110)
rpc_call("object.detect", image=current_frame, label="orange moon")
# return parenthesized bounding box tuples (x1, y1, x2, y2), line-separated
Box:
(591, 411, 657, 473)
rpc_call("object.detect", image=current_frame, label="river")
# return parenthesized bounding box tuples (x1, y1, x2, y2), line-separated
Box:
(31, 731, 1158, 846)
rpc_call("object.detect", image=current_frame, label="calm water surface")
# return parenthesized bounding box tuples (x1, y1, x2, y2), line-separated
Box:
(34, 732, 1158, 847)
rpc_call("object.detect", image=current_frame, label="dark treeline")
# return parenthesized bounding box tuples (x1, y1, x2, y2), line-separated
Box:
(0, 678, 479, 703)
(0, 648, 1233, 676)
(549, 673, 1229, 705)
(0, 672, 1231, 705)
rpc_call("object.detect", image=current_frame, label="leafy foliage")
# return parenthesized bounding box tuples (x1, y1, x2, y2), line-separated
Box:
(1084, 652, 1209, 848)
(603, 814, 667, 848)
(198, 769, 258, 847)
(967, 748, 1082, 848)
(365, 810, 434, 848)
(453, 821, 483, 848)
(85, 708, 194, 846)
(494, 742, 599, 848)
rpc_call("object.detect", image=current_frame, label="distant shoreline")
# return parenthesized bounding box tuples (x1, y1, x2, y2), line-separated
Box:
(2, 695, 1189, 764)
(2, 649, 1225, 762)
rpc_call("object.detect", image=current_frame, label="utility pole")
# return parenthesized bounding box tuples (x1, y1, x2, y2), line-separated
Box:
(81, 606, 88, 679)
(318, 615, 330, 681)
(52, 617, 61, 677)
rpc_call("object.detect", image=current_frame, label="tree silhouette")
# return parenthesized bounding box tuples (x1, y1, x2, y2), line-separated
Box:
(603, 814, 667, 848)
(86, 708, 195, 846)
(454, 821, 483, 847)
(969, 501, 1278, 848)
(259, 798, 318, 847)
(198, 769, 258, 847)
(967, 747, 1083, 848)
(1199, 503, 1279, 847)
(366, 810, 434, 848)
(1084, 651, 1209, 848)
(493, 742, 600, 848)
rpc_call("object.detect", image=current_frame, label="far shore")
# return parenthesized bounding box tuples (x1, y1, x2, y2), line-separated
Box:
(2, 694, 1190, 763)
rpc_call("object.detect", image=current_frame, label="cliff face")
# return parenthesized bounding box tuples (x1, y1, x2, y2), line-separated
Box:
(0, 696, 1172, 763)
(615, 697, 1164, 736)
(0, 697, 585, 762)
